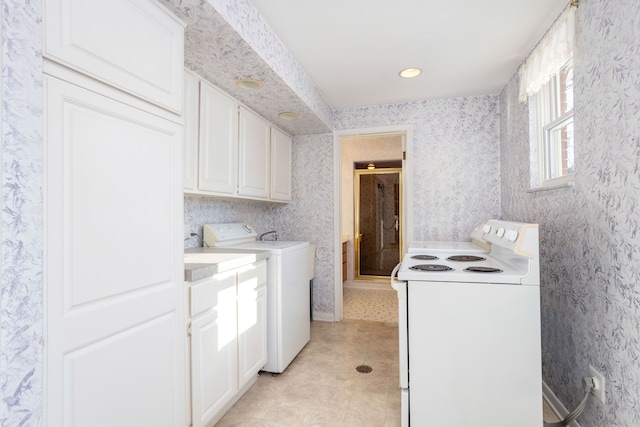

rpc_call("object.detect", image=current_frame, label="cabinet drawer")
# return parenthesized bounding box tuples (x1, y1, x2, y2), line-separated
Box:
(237, 261, 267, 290)
(190, 272, 235, 317)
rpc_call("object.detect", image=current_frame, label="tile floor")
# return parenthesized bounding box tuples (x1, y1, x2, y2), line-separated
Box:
(217, 287, 561, 426)
(217, 319, 401, 426)
(343, 287, 398, 324)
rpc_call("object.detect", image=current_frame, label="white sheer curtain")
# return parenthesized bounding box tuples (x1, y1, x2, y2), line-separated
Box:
(519, 4, 576, 102)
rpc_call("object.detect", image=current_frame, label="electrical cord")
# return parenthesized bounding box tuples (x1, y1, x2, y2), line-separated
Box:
(543, 377, 595, 426)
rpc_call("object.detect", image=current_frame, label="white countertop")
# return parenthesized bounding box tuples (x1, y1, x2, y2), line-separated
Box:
(184, 247, 270, 282)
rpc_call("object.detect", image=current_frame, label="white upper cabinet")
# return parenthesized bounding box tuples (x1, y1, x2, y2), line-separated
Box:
(198, 80, 239, 194)
(183, 69, 199, 191)
(270, 127, 293, 202)
(238, 107, 271, 199)
(184, 72, 293, 203)
(44, 0, 185, 113)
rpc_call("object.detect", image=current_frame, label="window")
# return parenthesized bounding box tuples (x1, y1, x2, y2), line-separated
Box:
(519, 4, 576, 190)
(536, 60, 575, 186)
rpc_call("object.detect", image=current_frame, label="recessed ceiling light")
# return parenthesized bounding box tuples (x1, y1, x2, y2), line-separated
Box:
(277, 112, 299, 120)
(236, 78, 264, 90)
(399, 68, 422, 78)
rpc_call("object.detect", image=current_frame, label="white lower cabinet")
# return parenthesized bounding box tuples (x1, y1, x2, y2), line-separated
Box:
(237, 265, 268, 388)
(188, 261, 267, 427)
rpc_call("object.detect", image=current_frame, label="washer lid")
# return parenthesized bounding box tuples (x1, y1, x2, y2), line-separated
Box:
(231, 240, 309, 255)
(203, 223, 257, 247)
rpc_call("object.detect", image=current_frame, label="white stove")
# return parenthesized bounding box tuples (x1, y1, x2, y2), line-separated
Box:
(392, 220, 542, 427)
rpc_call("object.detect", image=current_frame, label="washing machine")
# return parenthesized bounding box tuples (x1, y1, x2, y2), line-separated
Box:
(203, 223, 310, 373)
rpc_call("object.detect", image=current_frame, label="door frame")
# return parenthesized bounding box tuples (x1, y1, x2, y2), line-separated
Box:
(333, 125, 414, 322)
(354, 168, 403, 280)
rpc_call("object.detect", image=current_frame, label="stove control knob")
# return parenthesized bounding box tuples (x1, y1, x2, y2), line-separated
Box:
(482, 224, 492, 234)
(506, 230, 519, 242)
(496, 227, 505, 238)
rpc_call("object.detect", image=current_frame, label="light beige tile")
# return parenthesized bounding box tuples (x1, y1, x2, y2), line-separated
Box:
(214, 413, 264, 427)
(302, 401, 348, 425)
(214, 320, 548, 426)
(543, 399, 561, 422)
(384, 416, 402, 427)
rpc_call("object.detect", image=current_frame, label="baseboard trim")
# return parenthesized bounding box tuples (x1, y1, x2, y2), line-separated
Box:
(542, 380, 581, 427)
(312, 311, 335, 322)
(343, 279, 393, 290)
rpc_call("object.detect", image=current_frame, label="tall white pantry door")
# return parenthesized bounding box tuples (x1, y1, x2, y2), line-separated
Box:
(44, 76, 185, 427)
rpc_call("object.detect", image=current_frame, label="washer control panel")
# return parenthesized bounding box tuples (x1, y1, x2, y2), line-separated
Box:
(203, 223, 258, 247)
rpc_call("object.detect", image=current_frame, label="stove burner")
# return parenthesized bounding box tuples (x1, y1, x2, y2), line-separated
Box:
(447, 255, 486, 262)
(464, 266, 503, 273)
(410, 264, 453, 272)
(411, 254, 439, 261)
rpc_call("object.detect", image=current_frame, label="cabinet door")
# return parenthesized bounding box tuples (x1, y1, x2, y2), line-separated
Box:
(198, 81, 239, 194)
(183, 69, 199, 190)
(237, 262, 268, 389)
(45, 76, 185, 427)
(270, 127, 293, 202)
(44, 0, 184, 112)
(238, 107, 270, 199)
(190, 274, 238, 427)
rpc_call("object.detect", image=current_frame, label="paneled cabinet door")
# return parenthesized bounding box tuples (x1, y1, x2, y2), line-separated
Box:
(190, 274, 238, 427)
(238, 107, 271, 199)
(270, 127, 293, 202)
(237, 262, 268, 389)
(45, 75, 185, 427)
(198, 81, 239, 194)
(44, 0, 184, 112)
(183, 69, 199, 190)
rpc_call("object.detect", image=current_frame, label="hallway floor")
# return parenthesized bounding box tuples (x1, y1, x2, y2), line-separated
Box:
(343, 287, 398, 324)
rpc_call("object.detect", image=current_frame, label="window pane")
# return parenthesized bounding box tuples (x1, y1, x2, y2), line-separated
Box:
(559, 61, 574, 116)
(547, 118, 574, 179)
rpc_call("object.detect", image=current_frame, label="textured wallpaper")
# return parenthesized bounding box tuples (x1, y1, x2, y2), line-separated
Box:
(159, 0, 331, 135)
(185, 96, 502, 319)
(335, 97, 502, 242)
(184, 133, 337, 317)
(500, 1, 640, 425)
(9, 0, 640, 425)
(208, 0, 333, 124)
(0, 0, 44, 425)
(272, 134, 335, 315)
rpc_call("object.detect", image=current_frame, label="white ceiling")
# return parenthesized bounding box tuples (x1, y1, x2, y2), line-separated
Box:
(249, 0, 569, 109)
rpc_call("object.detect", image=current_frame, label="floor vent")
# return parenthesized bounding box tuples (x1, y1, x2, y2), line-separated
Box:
(355, 364, 373, 374)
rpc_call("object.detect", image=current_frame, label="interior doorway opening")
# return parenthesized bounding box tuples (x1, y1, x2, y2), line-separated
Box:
(334, 127, 413, 322)
(340, 133, 405, 288)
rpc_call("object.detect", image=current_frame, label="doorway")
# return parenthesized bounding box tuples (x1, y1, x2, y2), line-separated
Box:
(334, 127, 413, 322)
(354, 166, 402, 279)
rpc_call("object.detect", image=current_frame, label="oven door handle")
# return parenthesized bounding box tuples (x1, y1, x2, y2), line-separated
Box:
(391, 262, 409, 389)
(391, 262, 402, 290)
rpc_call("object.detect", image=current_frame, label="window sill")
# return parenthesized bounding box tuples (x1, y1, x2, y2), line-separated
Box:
(527, 181, 575, 193)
